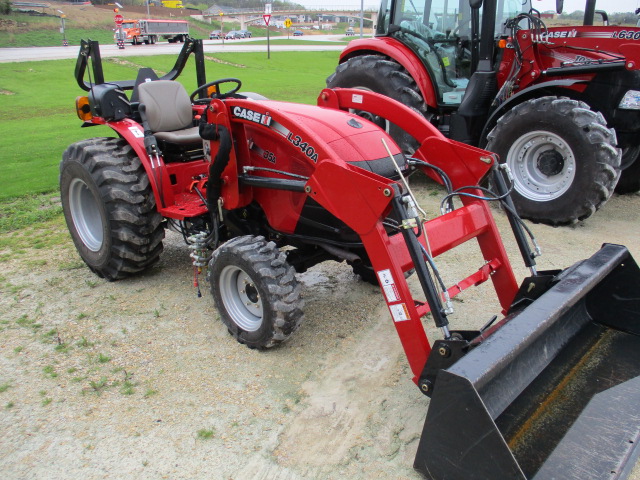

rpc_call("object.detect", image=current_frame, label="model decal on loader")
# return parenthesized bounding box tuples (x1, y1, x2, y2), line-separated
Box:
(612, 30, 640, 40)
(286, 132, 319, 162)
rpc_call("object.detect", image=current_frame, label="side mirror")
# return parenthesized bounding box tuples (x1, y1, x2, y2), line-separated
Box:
(556, 0, 563, 14)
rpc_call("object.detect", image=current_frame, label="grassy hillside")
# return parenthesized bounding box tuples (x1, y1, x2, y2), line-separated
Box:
(0, 3, 272, 47)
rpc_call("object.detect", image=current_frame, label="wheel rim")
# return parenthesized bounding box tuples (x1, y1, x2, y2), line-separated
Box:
(506, 130, 576, 202)
(621, 145, 640, 170)
(219, 265, 263, 332)
(68, 178, 104, 252)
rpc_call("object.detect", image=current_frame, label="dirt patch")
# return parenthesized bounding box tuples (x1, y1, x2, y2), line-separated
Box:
(205, 55, 246, 68)
(1, 179, 639, 479)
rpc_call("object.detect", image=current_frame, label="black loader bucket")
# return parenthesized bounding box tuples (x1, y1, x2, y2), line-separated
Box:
(415, 244, 640, 480)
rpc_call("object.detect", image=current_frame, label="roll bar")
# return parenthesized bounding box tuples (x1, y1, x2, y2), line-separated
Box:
(74, 38, 207, 92)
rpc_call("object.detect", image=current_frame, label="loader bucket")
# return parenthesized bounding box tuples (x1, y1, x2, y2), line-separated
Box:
(414, 244, 640, 480)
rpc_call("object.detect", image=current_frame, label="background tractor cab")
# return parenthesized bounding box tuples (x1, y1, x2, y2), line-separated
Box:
(329, 0, 640, 226)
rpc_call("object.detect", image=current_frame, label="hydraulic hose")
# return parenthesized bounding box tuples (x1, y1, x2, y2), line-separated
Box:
(200, 121, 232, 210)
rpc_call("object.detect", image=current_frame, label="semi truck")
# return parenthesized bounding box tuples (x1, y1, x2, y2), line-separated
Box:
(116, 19, 189, 45)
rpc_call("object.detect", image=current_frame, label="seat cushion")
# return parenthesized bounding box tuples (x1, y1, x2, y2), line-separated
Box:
(154, 126, 201, 145)
(138, 80, 193, 132)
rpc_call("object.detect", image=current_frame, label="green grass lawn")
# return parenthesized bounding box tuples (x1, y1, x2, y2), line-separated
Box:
(0, 50, 340, 204)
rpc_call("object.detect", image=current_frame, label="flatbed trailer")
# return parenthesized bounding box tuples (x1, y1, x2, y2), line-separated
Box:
(116, 19, 189, 45)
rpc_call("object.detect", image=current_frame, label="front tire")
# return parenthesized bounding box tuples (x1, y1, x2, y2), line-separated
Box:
(208, 236, 304, 349)
(327, 55, 427, 154)
(486, 97, 621, 225)
(60, 138, 164, 280)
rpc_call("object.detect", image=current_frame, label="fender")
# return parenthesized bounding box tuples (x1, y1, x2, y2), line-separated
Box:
(91, 117, 174, 211)
(479, 78, 589, 147)
(340, 38, 438, 108)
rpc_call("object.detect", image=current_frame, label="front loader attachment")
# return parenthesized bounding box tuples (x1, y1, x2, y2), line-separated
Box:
(415, 244, 640, 480)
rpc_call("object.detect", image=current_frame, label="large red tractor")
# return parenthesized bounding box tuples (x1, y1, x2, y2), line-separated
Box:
(328, 0, 640, 225)
(62, 39, 640, 479)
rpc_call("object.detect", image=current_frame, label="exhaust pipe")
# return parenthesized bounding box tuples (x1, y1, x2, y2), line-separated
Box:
(414, 244, 640, 479)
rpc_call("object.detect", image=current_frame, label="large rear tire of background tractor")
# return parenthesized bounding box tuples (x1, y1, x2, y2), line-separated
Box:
(614, 146, 640, 194)
(486, 97, 621, 226)
(327, 55, 427, 154)
(208, 235, 304, 349)
(60, 138, 165, 280)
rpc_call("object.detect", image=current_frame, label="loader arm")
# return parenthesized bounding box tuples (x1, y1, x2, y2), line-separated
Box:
(312, 88, 520, 382)
(316, 87, 640, 479)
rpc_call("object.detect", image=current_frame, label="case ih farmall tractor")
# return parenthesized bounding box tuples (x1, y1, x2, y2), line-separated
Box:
(62, 39, 640, 479)
(328, 0, 640, 225)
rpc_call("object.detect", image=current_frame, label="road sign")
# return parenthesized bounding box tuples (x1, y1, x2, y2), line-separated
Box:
(263, 14, 271, 26)
(284, 18, 292, 28)
(114, 13, 124, 25)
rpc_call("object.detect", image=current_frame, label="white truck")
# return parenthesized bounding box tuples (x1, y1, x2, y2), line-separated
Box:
(116, 19, 189, 45)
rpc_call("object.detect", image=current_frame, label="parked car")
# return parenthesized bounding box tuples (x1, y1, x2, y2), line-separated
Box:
(293, 30, 303, 36)
(209, 30, 221, 39)
(225, 30, 241, 39)
(345, 27, 355, 36)
(238, 29, 252, 38)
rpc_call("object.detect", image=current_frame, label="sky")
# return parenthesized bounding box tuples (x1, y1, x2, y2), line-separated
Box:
(533, 0, 639, 14)
(293, 0, 640, 14)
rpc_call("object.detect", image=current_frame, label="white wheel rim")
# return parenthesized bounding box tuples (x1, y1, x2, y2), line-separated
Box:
(506, 130, 576, 202)
(68, 178, 104, 252)
(219, 265, 263, 332)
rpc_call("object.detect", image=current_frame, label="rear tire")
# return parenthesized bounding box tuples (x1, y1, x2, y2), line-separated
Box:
(614, 145, 640, 194)
(327, 54, 427, 154)
(486, 97, 621, 225)
(60, 138, 164, 280)
(208, 235, 304, 349)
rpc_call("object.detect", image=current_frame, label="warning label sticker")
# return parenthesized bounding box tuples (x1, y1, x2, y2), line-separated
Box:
(389, 303, 410, 322)
(377, 269, 399, 303)
(128, 126, 144, 138)
(382, 284, 399, 302)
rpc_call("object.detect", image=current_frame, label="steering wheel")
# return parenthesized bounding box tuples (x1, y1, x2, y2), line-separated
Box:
(190, 78, 242, 104)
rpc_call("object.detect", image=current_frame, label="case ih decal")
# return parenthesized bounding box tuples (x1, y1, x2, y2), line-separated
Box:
(535, 29, 640, 42)
(232, 106, 272, 126)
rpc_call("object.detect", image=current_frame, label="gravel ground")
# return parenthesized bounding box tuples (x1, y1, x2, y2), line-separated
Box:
(1, 177, 639, 480)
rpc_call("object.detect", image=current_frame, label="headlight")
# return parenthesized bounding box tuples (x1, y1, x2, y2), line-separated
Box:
(618, 90, 640, 110)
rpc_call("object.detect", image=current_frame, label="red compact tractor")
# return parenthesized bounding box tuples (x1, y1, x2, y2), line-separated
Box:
(328, 0, 640, 225)
(63, 39, 640, 479)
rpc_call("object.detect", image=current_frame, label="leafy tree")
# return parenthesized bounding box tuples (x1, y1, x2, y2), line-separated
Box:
(0, 0, 12, 15)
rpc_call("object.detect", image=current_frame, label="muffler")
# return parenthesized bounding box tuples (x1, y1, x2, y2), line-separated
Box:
(414, 244, 640, 480)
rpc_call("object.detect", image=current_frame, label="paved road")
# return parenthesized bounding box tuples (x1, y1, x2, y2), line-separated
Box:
(0, 35, 348, 63)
